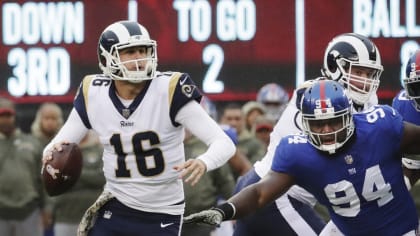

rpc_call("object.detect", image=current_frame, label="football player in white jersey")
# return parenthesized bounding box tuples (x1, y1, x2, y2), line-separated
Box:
(41, 20, 235, 236)
(231, 33, 383, 236)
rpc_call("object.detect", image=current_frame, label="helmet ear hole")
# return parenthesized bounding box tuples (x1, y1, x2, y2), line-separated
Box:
(322, 33, 383, 105)
(326, 53, 338, 72)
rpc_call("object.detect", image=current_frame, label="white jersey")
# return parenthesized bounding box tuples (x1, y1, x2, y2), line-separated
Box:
(73, 72, 201, 215)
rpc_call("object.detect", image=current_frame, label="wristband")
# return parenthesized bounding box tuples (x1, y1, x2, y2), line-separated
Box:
(213, 202, 236, 220)
(402, 157, 420, 170)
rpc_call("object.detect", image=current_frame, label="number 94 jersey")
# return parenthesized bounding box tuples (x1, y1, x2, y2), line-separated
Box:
(73, 71, 202, 215)
(272, 105, 418, 235)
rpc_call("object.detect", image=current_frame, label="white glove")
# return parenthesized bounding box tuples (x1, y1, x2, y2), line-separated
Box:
(183, 209, 223, 226)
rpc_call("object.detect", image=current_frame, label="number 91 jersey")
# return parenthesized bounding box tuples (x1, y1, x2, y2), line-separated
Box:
(392, 90, 420, 161)
(73, 71, 202, 215)
(272, 105, 418, 235)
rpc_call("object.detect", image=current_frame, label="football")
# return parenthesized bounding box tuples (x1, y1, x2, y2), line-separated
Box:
(42, 143, 83, 196)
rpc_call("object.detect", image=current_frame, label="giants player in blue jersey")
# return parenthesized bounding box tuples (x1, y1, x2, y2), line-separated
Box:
(41, 21, 235, 236)
(232, 33, 384, 235)
(393, 49, 420, 188)
(184, 79, 420, 235)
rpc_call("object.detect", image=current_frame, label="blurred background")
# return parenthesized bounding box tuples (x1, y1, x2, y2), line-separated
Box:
(1, 0, 419, 131)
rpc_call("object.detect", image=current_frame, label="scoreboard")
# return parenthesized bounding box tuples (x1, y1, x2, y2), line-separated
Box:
(1, 0, 420, 104)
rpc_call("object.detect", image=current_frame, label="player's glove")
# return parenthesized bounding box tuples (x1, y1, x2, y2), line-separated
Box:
(183, 202, 236, 226)
(183, 208, 224, 226)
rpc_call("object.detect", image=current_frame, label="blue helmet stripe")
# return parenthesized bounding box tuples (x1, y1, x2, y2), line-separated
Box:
(121, 21, 142, 36)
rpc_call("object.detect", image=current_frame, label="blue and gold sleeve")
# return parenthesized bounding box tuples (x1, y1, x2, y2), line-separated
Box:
(168, 72, 202, 126)
(73, 75, 94, 129)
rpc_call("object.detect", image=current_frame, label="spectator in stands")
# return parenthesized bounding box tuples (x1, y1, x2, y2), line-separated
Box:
(220, 103, 266, 165)
(31, 102, 64, 150)
(242, 101, 266, 133)
(0, 97, 46, 236)
(31, 102, 64, 236)
(257, 83, 289, 122)
(253, 116, 275, 148)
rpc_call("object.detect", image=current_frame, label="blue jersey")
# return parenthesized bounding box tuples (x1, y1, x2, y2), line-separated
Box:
(272, 105, 418, 235)
(392, 90, 420, 125)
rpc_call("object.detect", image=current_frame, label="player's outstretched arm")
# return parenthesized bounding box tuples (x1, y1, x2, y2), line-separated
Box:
(401, 121, 420, 155)
(400, 121, 420, 187)
(184, 170, 294, 225)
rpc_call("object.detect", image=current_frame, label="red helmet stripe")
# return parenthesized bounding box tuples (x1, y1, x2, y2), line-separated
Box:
(416, 51, 420, 72)
(320, 80, 327, 109)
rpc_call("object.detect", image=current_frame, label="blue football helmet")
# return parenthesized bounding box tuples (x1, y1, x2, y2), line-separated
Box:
(404, 49, 420, 111)
(322, 33, 383, 105)
(98, 21, 157, 82)
(301, 79, 354, 154)
(257, 83, 289, 122)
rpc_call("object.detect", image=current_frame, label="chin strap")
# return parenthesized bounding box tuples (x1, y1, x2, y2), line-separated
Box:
(352, 102, 364, 112)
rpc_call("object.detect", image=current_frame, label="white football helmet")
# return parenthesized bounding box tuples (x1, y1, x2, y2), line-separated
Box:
(322, 33, 383, 105)
(98, 20, 157, 82)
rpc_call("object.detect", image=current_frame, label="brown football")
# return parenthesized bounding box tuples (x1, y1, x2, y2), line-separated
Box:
(42, 143, 83, 196)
